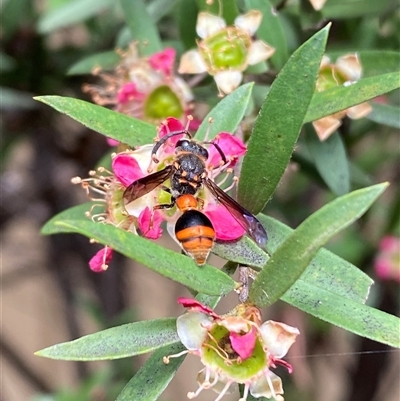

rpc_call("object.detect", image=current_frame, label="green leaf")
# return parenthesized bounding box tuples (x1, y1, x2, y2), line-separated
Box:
(238, 25, 330, 214)
(177, 0, 198, 49)
(305, 130, 350, 196)
(119, 0, 162, 55)
(214, 214, 372, 304)
(195, 82, 254, 141)
(359, 51, 400, 78)
(36, 319, 178, 360)
(305, 72, 400, 124)
(116, 342, 186, 401)
(34, 96, 155, 146)
(196, 0, 239, 24)
(282, 281, 400, 348)
(37, 0, 113, 33)
(249, 183, 388, 307)
(42, 211, 236, 296)
(322, 0, 392, 19)
(367, 102, 400, 129)
(67, 51, 120, 75)
(244, 0, 288, 70)
(147, 0, 180, 23)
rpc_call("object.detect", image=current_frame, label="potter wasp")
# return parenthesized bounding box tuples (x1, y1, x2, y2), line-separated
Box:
(123, 129, 267, 265)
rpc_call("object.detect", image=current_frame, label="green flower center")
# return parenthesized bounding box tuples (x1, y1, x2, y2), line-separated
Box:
(144, 85, 183, 120)
(202, 325, 267, 382)
(108, 184, 135, 230)
(317, 65, 349, 91)
(199, 27, 251, 73)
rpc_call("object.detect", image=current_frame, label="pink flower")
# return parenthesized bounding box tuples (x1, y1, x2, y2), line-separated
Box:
(204, 203, 245, 240)
(374, 236, 400, 283)
(164, 298, 299, 401)
(83, 44, 194, 127)
(89, 246, 113, 273)
(207, 132, 247, 168)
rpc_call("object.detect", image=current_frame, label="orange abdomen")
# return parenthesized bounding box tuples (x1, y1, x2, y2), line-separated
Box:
(175, 210, 215, 266)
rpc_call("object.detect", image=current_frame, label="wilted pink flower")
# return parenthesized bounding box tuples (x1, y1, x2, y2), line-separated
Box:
(83, 44, 195, 127)
(313, 54, 372, 140)
(178, 11, 275, 95)
(374, 236, 400, 283)
(89, 246, 113, 272)
(164, 298, 299, 401)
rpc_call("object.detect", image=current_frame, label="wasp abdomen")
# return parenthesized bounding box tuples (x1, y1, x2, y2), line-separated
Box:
(175, 210, 215, 266)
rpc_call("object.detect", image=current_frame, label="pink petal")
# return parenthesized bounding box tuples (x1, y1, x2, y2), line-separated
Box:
(138, 207, 163, 239)
(89, 247, 113, 273)
(149, 48, 176, 76)
(205, 204, 245, 240)
(159, 117, 186, 137)
(177, 297, 221, 320)
(229, 326, 257, 360)
(157, 117, 187, 150)
(116, 82, 144, 104)
(208, 133, 247, 167)
(112, 153, 145, 187)
(107, 137, 119, 147)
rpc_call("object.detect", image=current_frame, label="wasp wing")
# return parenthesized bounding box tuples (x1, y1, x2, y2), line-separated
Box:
(123, 166, 174, 205)
(204, 178, 268, 248)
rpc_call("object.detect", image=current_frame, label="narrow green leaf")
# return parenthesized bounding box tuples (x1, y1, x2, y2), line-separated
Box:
(37, 0, 113, 33)
(367, 102, 400, 129)
(67, 51, 120, 75)
(359, 51, 400, 78)
(36, 319, 178, 360)
(322, 0, 392, 19)
(119, 0, 162, 55)
(244, 0, 288, 69)
(282, 281, 400, 348)
(249, 183, 388, 307)
(147, 0, 180, 23)
(196, 0, 239, 24)
(305, 130, 350, 196)
(326, 50, 400, 78)
(177, 0, 198, 49)
(117, 342, 185, 401)
(214, 214, 372, 304)
(305, 72, 400, 124)
(195, 82, 254, 141)
(238, 25, 330, 214)
(42, 203, 372, 305)
(34, 96, 155, 146)
(42, 216, 236, 296)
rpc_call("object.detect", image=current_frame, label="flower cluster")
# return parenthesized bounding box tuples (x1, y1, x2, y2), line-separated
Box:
(83, 45, 195, 128)
(164, 298, 299, 401)
(73, 117, 248, 271)
(179, 11, 275, 95)
(313, 53, 372, 140)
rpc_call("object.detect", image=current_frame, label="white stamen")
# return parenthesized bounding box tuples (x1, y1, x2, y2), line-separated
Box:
(214, 380, 233, 401)
(266, 372, 277, 399)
